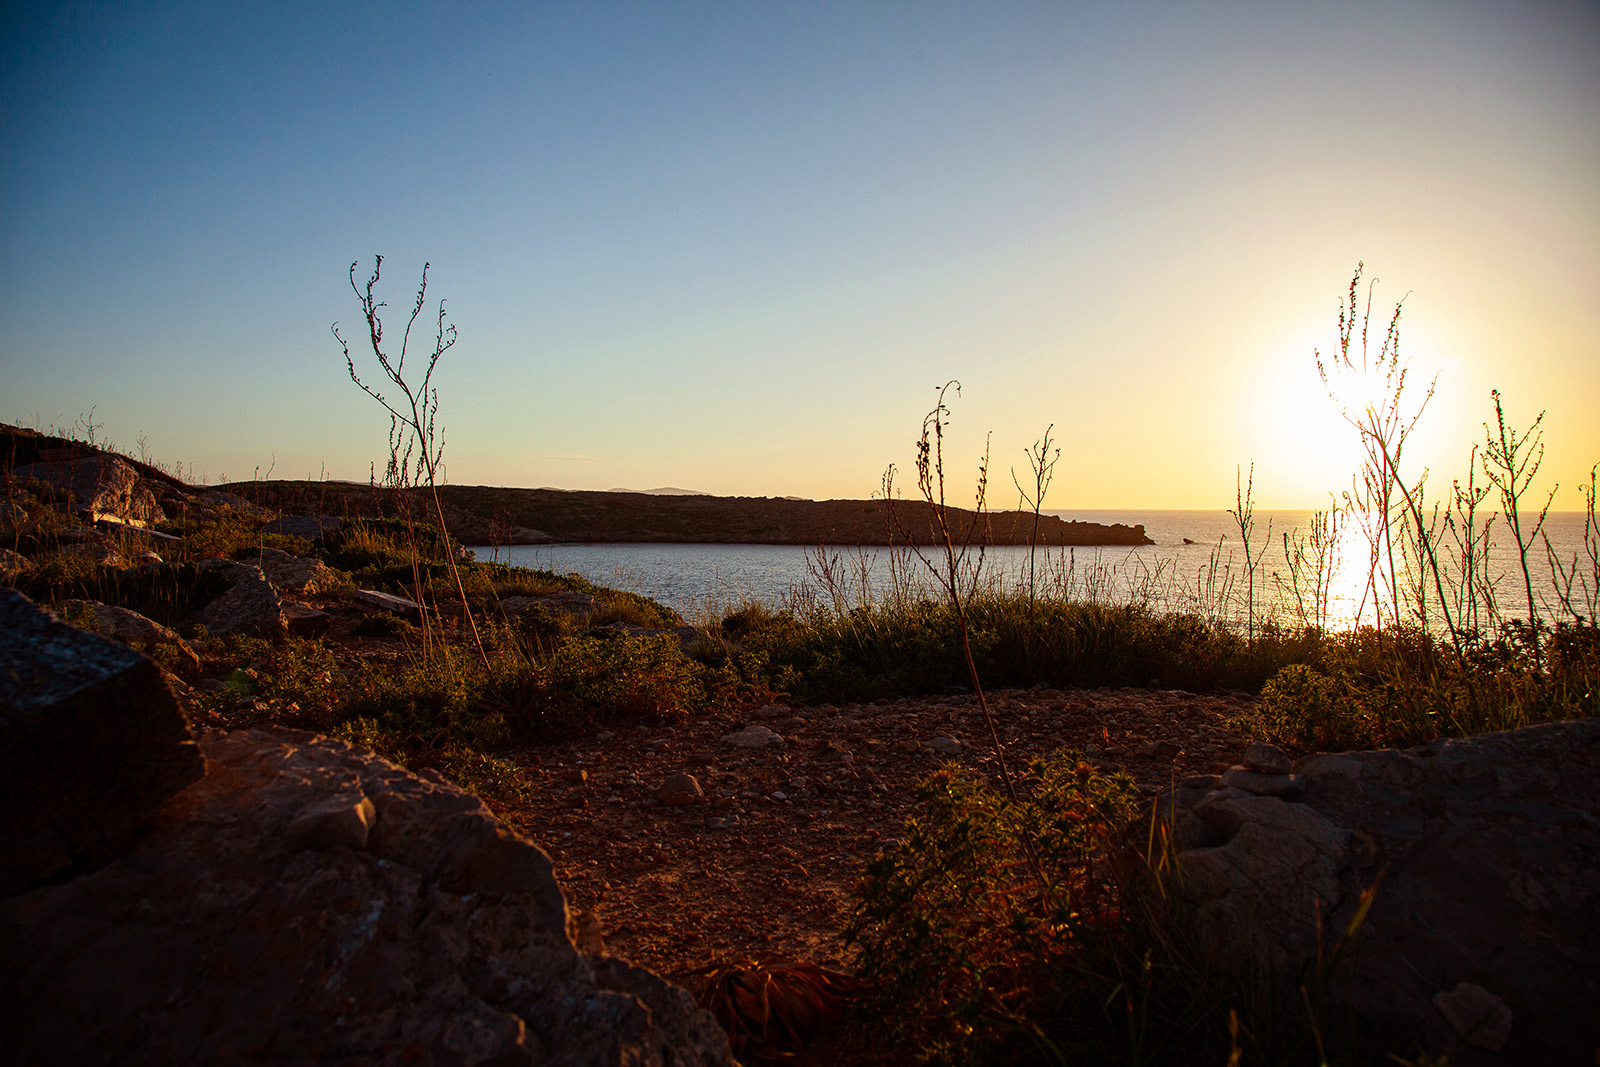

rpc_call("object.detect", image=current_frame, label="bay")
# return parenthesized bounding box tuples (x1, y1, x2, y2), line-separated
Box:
(472, 509, 1597, 631)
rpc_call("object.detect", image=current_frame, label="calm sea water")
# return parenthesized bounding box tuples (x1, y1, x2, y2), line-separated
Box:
(472, 509, 1597, 631)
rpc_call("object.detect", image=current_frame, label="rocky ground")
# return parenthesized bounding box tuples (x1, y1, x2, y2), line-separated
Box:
(501, 687, 1257, 981)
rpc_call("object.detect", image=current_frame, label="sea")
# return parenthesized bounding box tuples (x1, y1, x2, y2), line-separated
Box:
(471, 509, 1597, 632)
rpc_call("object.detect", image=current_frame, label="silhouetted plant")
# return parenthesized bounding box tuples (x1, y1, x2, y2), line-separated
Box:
(1482, 390, 1556, 638)
(333, 256, 489, 670)
(1011, 424, 1059, 608)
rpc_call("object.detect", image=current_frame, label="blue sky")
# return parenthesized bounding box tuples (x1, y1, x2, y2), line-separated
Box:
(3, 1, 1597, 507)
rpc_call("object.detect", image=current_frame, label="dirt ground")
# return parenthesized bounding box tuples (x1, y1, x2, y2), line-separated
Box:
(487, 683, 1258, 1061)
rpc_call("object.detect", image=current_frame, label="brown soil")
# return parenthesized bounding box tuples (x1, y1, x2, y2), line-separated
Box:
(493, 684, 1256, 1063)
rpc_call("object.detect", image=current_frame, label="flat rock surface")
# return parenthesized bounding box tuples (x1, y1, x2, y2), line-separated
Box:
(0, 727, 735, 1067)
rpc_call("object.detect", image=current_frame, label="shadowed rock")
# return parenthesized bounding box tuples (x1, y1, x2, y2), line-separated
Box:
(0, 589, 203, 895)
(1165, 719, 1600, 1065)
(0, 727, 737, 1066)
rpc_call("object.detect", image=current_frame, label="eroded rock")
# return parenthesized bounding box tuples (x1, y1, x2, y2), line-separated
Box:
(1164, 719, 1600, 1064)
(0, 727, 736, 1066)
(12, 456, 165, 526)
(251, 546, 339, 595)
(58, 599, 201, 672)
(190, 562, 285, 637)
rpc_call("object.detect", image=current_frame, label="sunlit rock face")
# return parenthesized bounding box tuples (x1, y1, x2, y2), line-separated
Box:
(12, 456, 166, 526)
(0, 727, 736, 1067)
(1164, 721, 1600, 1065)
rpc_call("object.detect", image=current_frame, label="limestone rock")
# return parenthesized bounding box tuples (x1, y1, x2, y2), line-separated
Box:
(58, 599, 201, 672)
(250, 547, 339, 594)
(191, 563, 285, 637)
(0, 546, 32, 576)
(721, 724, 784, 749)
(1164, 719, 1600, 1064)
(0, 727, 736, 1066)
(658, 773, 704, 806)
(352, 588, 423, 619)
(1243, 741, 1293, 775)
(285, 789, 377, 851)
(925, 735, 963, 756)
(0, 589, 203, 895)
(281, 601, 331, 636)
(12, 456, 165, 526)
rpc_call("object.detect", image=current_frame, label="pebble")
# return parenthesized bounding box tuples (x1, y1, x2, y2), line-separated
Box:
(925, 736, 963, 756)
(1138, 740, 1183, 762)
(657, 773, 703, 806)
(721, 724, 784, 748)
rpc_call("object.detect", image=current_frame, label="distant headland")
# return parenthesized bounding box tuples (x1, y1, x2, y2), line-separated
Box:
(235, 481, 1155, 548)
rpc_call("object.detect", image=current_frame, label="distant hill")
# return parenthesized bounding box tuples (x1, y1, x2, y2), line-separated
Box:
(231, 480, 1154, 548)
(606, 487, 711, 496)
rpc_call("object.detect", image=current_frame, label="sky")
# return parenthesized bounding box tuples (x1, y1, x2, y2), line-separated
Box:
(2, 1, 1596, 510)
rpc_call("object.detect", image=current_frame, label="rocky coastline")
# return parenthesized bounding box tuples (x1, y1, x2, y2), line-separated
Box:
(234, 480, 1155, 547)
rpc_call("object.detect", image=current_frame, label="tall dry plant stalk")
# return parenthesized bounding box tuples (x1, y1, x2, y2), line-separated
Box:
(1482, 390, 1556, 638)
(1011, 424, 1060, 608)
(333, 256, 490, 670)
(1441, 448, 1498, 635)
(1545, 464, 1599, 624)
(1275, 499, 1343, 630)
(1316, 264, 1475, 671)
(1229, 462, 1272, 641)
(882, 384, 1019, 800)
(1316, 264, 1433, 633)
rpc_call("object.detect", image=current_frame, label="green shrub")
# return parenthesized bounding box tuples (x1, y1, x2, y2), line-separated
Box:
(847, 753, 1217, 1065)
(353, 612, 416, 638)
(1250, 664, 1373, 753)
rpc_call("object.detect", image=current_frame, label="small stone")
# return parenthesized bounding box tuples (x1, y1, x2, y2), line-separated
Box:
(657, 773, 703, 806)
(1138, 740, 1183, 762)
(721, 724, 784, 749)
(1243, 742, 1294, 775)
(1433, 983, 1512, 1051)
(751, 703, 790, 719)
(282, 601, 331, 636)
(926, 736, 963, 756)
(350, 588, 422, 619)
(595, 730, 617, 740)
(705, 816, 730, 829)
(285, 792, 376, 852)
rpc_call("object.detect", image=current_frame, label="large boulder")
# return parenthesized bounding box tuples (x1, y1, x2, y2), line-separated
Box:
(0, 727, 737, 1066)
(1166, 722, 1600, 1064)
(190, 562, 285, 637)
(250, 546, 340, 595)
(12, 456, 166, 526)
(0, 589, 203, 895)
